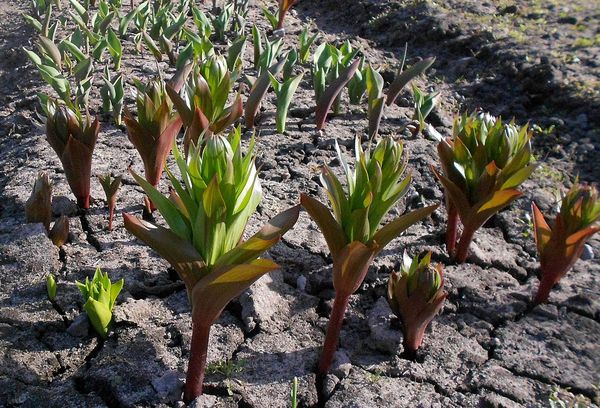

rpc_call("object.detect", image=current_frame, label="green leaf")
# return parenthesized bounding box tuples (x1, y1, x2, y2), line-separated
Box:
(371, 204, 439, 251)
(386, 57, 435, 106)
(84, 298, 111, 338)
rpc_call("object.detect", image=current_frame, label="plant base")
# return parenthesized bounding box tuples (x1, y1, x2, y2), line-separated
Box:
(317, 293, 350, 376)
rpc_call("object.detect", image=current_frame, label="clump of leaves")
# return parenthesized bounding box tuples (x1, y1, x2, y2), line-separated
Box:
(245, 56, 286, 129)
(25, 172, 52, 230)
(532, 182, 600, 304)
(252, 25, 283, 75)
(123, 127, 300, 402)
(76, 267, 124, 339)
(387, 252, 446, 355)
(49, 215, 70, 247)
(433, 112, 536, 263)
(124, 76, 182, 209)
(98, 174, 122, 231)
(42, 97, 99, 209)
(298, 22, 318, 64)
(315, 58, 360, 130)
(385, 53, 435, 107)
(100, 66, 125, 126)
(301, 136, 439, 375)
(269, 71, 304, 134)
(411, 84, 439, 134)
(167, 56, 243, 154)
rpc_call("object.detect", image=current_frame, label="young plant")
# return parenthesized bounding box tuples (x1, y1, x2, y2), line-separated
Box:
(261, 5, 278, 30)
(47, 274, 57, 301)
(387, 252, 446, 355)
(124, 128, 300, 402)
(212, 2, 233, 42)
(25, 172, 52, 230)
(386, 54, 435, 107)
(315, 58, 360, 130)
(124, 76, 183, 208)
(532, 183, 600, 304)
(301, 137, 439, 375)
(100, 67, 125, 126)
(106, 28, 122, 70)
(76, 267, 124, 338)
(42, 97, 99, 209)
(290, 377, 299, 408)
(276, 0, 298, 30)
(166, 56, 243, 153)
(412, 84, 439, 133)
(98, 174, 122, 231)
(432, 112, 536, 263)
(253, 26, 283, 75)
(365, 64, 385, 138)
(298, 23, 318, 64)
(245, 56, 286, 128)
(347, 58, 367, 105)
(269, 71, 304, 134)
(49, 215, 70, 247)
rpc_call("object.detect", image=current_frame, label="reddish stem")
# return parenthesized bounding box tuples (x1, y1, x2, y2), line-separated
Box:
(403, 324, 425, 355)
(445, 206, 459, 257)
(318, 293, 350, 376)
(108, 204, 115, 231)
(534, 273, 557, 305)
(454, 225, 476, 264)
(184, 323, 211, 403)
(77, 195, 90, 209)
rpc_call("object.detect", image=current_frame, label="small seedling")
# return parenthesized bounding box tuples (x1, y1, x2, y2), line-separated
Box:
(412, 84, 439, 133)
(98, 174, 122, 231)
(49, 215, 70, 247)
(47, 274, 57, 301)
(76, 267, 124, 338)
(532, 183, 600, 304)
(290, 376, 299, 408)
(365, 64, 385, 138)
(387, 252, 446, 354)
(269, 71, 304, 134)
(25, 172, 52, 230)
(298, 23, 319, 64)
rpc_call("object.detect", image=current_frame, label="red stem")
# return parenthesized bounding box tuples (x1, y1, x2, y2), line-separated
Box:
(318, 293, 350, 376)
(108, 204, 114, 231)
(454, 225, 476, 263)
(534, 274, 557, 305)
(446, 206, 459, 257)
(183, 323, 211, 403)
(77, 195, 90, 209)
(403, 324, 425, 355)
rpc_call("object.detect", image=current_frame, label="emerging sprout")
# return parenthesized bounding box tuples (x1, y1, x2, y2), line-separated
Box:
(387, 252, 446, 354)
(25, 172, 52, 230)
(269, 71, 304, 134)
(298, 23, 319, 64)
(42, 97, 99, 209)
(245, 56, 286, 129)
(47, 274, 57, 301)
(100, 67, 125, 126)
(433, 112, 536, 263)
(98, 174, 122, 231)
(123, 127, 300, 401)
(301, 136, 439, 375)
(49, 215, 70, 247)
(412, 84, 439, 134)
(365, 64, 385, 138)
(315, 59, 360, 130)
(532, 183, 600, 304)
(124, 77, 182, 209)
(76, 267, 124, 339)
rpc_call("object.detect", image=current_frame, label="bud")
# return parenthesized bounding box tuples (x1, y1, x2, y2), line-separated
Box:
(46, 274, 57, 301)
(387, 252, 446, 354)
(25, 172, 52, 230)
(49, 215, 70, 247)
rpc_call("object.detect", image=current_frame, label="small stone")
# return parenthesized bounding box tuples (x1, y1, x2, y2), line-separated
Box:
(52, 196, 78, 217)
(331, 349, 352, 379)
(271, 28, 285, 38)
(580, 244, 594, 261)
(67, 313, 89, 338)
(296, 275, 307, 292)
(151, 370, 184, 401)
(189, 394, 219, 408)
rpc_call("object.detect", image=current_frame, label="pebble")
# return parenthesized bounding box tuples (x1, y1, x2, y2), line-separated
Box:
(296, 275, 307, 292)
(580, 244, 594, 261)
(151, 370, 185, 401)
(67, 313, 89, 338)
